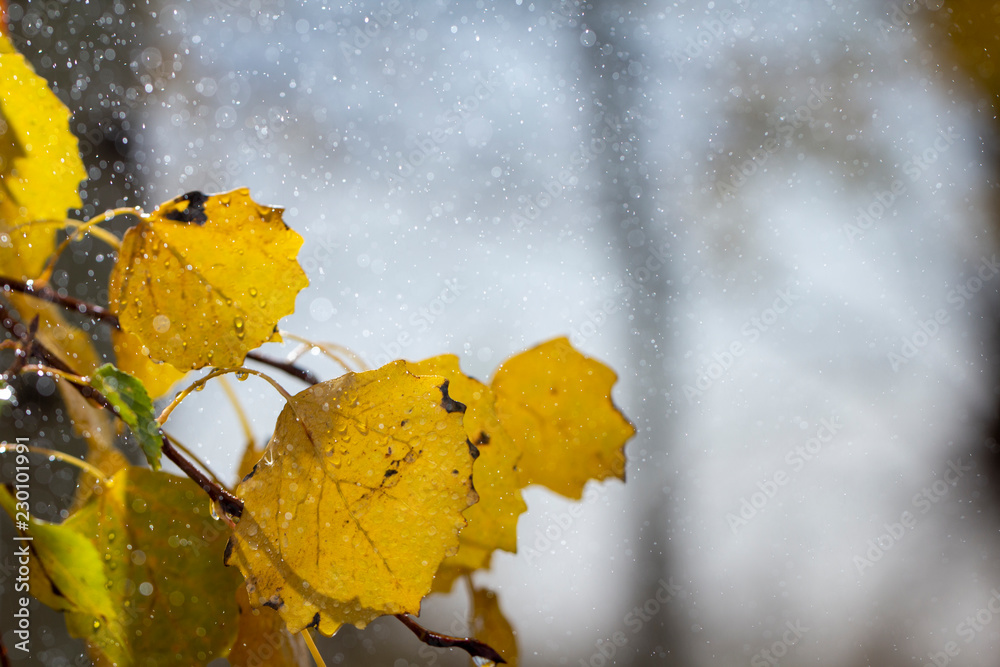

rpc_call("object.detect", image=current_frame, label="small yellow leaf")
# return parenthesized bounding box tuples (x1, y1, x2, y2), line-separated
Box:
(471, 587, 518, 667)
(491, 338, 634, 500)
(0, 33, 85, 280)
(108, 189, 308, 370)
(229, 585, 311, 667)
(111, 328, 186, 399)
(407, 355, 526, 588)
(227, 361, 478, 636)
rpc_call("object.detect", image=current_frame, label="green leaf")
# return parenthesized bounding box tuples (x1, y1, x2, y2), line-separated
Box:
(89, 363, 162, 470)
(0, 467, 242, 665)
(0, 484, 117, 622)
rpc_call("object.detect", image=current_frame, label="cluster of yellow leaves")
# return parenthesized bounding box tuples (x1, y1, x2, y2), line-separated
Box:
(228, 338, 634, 667)
(0, 33, 635, 667)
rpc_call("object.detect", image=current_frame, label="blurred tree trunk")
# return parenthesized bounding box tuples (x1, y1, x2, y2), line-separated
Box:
(580, 3, 689, 665)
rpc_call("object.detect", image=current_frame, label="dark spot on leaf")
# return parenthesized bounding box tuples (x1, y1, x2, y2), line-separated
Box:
(241, 463, 259, 484)
(384, 469, 398, 478)
(439, 381, 466, 414)
(307, 612, 321, 629)
(467, 439, 480, 459)
(162, 191, 208, 224)
(452, 469, 459, 475)
(223, 538, 234, 565)
(475, 432, 491, 446)
(263, 595, 284, 610)
(400, 419, 408, 427)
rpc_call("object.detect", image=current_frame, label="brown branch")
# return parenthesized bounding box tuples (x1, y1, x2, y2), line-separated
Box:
(0, 303, 244, 518)
(2, 277, 320, 385)
(1, 276, 118, 324)
(395, 614, 506, 664)
(161, 434, 243, 518)
(0, 635, 10, 667)
(246, 350, 319, 385)
(2, 314, 37, 379)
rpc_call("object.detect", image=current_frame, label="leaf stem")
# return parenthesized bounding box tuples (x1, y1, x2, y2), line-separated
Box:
(2, 217, 122, 252)
(280, 330, 368, 372)
(300, 629, 327, 667)
(35, 210, 135, 286)
(157, 367, 292, 426)
(395, 614, 506, 664)
(20, 363, 89, 386)
(0, 443, 110, 483)
(218, 376, 257, 450)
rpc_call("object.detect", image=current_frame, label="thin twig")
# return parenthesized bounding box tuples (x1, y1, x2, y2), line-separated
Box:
(246, 350, 319, 385)
(395, 614, 505, 664)
(3, 314, 37, 379)
(2, 279, 321, 385)
(161, 434, 244, 518)
(1, 276, 118, 324)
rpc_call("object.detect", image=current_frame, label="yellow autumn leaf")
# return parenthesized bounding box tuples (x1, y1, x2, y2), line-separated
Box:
(491, 337, 634, 500)
(108, 188, 308, 370)
(229, 585, 311, 667)
(471, 587, 518, 667)
(111, 328, 186, 399)
(0, 32, 85, 280)
(226, 361, 478, 636)
(406, 355, 526, 589)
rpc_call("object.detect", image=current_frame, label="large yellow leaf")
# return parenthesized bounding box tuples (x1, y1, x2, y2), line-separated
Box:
(0, 33, 85, 280)
(491, 338, 633, 500)
(108, 188, 308, 370)
(406, 356, 526, 589)
(0, 467, 242, 665)
(226, 361, 478, 636)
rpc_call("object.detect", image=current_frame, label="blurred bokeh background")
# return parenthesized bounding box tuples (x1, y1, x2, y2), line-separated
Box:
(4, 0, 1000, 665)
